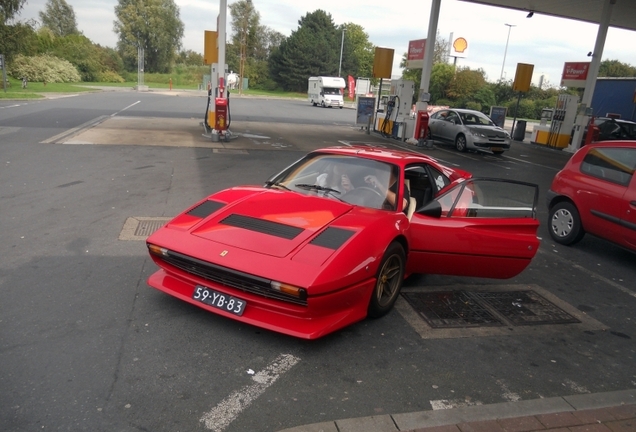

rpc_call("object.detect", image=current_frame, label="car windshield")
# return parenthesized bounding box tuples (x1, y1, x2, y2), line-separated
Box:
(459, 111, 495, 126)
(266, 153, 398, 210)
(323, 87, 341, 95)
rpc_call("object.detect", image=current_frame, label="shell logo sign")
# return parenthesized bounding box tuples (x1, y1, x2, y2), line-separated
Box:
(450, 36, 468, 58)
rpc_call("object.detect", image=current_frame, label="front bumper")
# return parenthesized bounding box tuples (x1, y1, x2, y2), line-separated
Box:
(147, 268, 374, 339)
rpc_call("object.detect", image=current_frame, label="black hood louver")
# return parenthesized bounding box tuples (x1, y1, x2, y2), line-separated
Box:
(310, 227, 355, 250)
(187, 200, 225, 218)
(220, 214, 304, 240)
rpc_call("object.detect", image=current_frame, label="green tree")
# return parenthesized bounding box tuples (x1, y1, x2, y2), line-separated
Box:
(113, 0, 184, 73)
(269, 10, 340, 92)
(598, 59, 636, 77)
(429, 63, 455, 103)
(1, 0, 27, 23)
(177, 49, 203, 66)
(446, 67, 487, 103)
(39, 0, 78, 36)
(229, 0, 258, 90)
(337, 23, 374, 79)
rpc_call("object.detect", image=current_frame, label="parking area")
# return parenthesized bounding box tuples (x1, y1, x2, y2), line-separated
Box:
(1, 91, 635, 432)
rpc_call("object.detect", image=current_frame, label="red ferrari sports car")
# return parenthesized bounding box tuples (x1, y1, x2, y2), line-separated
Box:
(147, 146, 540, 339)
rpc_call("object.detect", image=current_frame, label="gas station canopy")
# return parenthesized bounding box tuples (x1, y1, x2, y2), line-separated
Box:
(461, 0, 636, 32)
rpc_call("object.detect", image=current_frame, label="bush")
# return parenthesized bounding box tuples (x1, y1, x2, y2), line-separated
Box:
(97, 70, 125, 83)
(9, 54, 81, 83)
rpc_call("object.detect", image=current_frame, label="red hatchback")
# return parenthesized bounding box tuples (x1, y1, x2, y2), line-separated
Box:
(546, 140, 636, 252)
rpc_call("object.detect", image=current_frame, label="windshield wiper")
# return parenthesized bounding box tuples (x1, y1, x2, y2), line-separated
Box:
(264, 181, 291, 191)
(295, 183, 342, 199)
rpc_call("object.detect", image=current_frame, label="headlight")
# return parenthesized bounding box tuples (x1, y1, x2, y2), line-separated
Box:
(472, 131, 487, 138)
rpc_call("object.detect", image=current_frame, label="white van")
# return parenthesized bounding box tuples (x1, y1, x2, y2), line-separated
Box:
(308, 76, 346, 108)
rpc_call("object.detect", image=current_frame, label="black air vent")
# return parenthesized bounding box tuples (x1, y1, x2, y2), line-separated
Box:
(310, 227, 355, 250)
(220, 214, 303, 239)
(187, 200, 225, 218)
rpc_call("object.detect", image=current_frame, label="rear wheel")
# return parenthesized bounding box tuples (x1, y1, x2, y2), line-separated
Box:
(368, 242, 405, 318)
(549, 201, 585, 245)
(455, 134, 467, 152)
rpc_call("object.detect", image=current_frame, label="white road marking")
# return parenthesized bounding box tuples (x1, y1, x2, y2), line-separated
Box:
(430, 398, 482, 410)
(496, 379, 521, 402)
(563, 379, 590, 394)
(111, 100, 140, 116)
(200, 353, 300, 431)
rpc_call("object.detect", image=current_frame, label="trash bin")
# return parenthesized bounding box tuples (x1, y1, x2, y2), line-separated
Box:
(512, 120, 526, 141)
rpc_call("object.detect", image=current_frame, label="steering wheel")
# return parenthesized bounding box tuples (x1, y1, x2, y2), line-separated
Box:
(342, 186, 384, 207)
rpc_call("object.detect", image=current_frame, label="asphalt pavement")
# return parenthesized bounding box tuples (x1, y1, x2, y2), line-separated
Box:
(2, 89, 636, 432)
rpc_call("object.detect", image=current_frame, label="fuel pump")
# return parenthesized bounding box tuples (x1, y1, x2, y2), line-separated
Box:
(203, 74, 232, 142)
(415, 110, 433, 148)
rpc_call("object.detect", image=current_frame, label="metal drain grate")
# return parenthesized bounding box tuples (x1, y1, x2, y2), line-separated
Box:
(401, 291, 504, 328)
(401, 290, 581, 329)
(134, 219, 167, 237)
(473, 290, 581, 326)
(119, 217, 172, 240)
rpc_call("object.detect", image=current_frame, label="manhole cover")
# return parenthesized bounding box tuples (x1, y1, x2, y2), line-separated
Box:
(401, 290, 581, 329)
(401, 291, 504, 328)
(473, 290, 581, 326)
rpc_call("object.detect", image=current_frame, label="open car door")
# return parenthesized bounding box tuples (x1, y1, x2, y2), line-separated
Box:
(407, 178, 540, 279)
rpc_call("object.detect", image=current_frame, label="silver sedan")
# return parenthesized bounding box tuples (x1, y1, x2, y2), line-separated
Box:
(428, 108, 511, 155)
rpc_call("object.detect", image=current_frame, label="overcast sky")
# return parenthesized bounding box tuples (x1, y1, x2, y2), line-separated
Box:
(14, 0, 636, 87)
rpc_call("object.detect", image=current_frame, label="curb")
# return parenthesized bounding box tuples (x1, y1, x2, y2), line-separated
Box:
(277, 389, 636, 432)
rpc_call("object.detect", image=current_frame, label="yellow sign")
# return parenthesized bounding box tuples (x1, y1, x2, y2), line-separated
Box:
(372, 47, 394, 79)
(513, 63, 534, 92)
(204, 30, 218, 65)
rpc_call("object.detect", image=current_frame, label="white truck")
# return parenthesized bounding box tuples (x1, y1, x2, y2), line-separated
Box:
(308, 76, 346, 108)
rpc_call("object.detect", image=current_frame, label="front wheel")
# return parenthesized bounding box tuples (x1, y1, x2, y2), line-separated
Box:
(455, 134, 467, 152)
(368, 242, 405, 318)
(548, 201, 585, 245)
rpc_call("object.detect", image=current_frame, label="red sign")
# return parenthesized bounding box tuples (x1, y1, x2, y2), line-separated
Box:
(406, 39, 426, 68)
(561, 62, 590, 87)
(347, 75, 355, 100)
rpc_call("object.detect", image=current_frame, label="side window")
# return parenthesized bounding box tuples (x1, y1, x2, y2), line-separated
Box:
(580, 148, 636, 187)
(437, 180, 537, 218)
(428, 166, 450, 192)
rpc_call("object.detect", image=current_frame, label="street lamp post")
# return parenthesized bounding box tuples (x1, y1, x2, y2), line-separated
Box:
(500, 23, 515, 81)
(338, 28, 346, 77)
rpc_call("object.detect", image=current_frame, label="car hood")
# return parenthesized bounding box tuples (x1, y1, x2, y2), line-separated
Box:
(467, 125, 508, 137)
(188, 189, 354, 258)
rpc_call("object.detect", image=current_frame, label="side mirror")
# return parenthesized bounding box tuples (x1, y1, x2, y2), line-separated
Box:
(419, 201, 442, 218)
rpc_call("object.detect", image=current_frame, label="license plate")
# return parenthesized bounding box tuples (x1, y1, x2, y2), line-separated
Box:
(491, 147, 503, 151)
(192, 285, 246, 316)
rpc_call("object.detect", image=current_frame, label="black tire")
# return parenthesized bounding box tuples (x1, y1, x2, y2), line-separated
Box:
(321, 101, 326, 108)
(368, 242, 405, 318)
(455, 134, 467, 152)
(548, 201, 585, 245)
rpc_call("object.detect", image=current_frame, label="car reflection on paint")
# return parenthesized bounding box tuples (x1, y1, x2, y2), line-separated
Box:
(146, 146, 540, 339)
